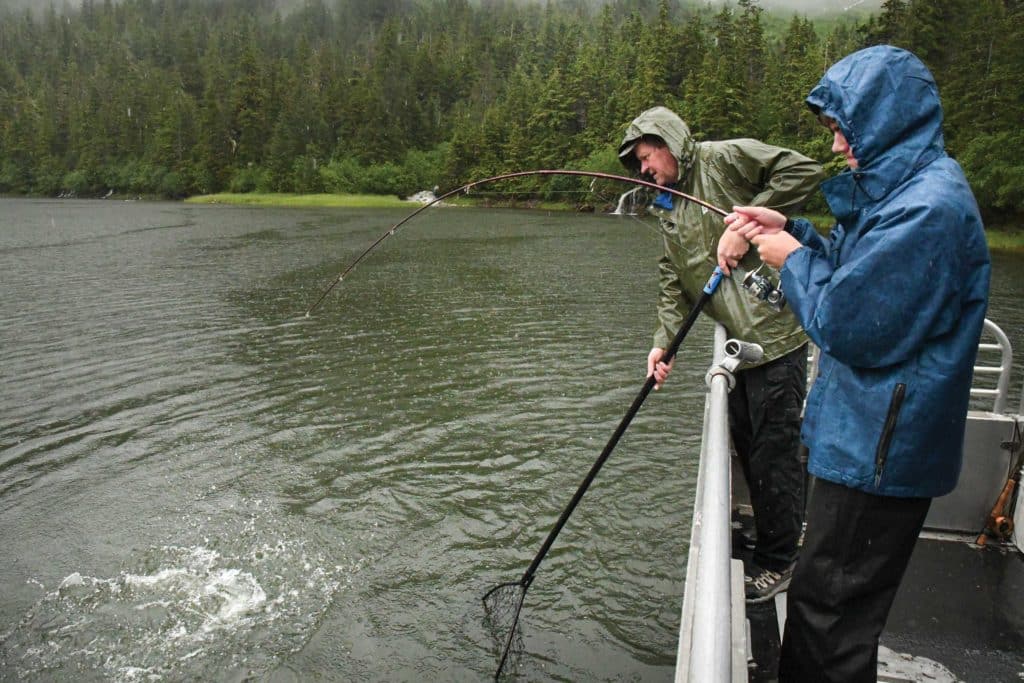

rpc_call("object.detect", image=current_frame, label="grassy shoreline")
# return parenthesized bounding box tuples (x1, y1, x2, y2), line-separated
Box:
(184, 192, 413, 208)
(184, 191, 575, 212)
(185, 192, 1024, 251)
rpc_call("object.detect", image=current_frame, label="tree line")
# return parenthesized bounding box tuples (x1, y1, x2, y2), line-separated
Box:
(0, 0, 1021, 221)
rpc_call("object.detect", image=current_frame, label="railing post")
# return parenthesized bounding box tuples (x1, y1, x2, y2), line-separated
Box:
(677, 326, 763, 683)
(973, 319, 1013, 414)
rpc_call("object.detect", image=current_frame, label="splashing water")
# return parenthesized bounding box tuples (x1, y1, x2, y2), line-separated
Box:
(0, 505, 346, 681)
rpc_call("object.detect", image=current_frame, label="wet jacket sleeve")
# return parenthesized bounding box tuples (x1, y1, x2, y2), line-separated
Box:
(720, 140, 825, 213)
(780, 203, 964, 368)
(654, 254, 690, 349)
(786, 217, 829, 254)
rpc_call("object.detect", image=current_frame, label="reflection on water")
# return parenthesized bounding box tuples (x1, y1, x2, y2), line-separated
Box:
(0, 198, 1021, 681)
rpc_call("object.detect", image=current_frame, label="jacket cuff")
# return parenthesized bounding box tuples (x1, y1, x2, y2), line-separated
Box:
(785, 217, 814, 243)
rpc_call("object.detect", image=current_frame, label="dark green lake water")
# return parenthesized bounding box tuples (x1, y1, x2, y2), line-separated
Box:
(1, 198, 1021, 681)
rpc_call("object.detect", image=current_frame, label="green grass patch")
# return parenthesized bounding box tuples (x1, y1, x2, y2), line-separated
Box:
(185, 192, 413, 208)
(446, 196, 576, 211)
(985, 229, 1024, 252)
(186, 190, 584, 212)
(802, 215, 1024, 252)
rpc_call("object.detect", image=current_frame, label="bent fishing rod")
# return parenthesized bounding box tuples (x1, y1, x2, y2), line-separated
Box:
(483, 267, 725, 681)
(303, 169, 729, 317)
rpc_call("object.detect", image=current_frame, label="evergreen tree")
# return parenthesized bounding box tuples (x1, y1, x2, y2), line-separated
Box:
(765, 15, 823, 151)
(229, 40, 273, 170)
(0, 0, 1017, 218)
(685, 6, 745, 140)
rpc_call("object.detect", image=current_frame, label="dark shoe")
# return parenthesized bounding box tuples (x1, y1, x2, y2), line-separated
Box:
(744, 563, 794, 603)
(731, 521, 757, 551)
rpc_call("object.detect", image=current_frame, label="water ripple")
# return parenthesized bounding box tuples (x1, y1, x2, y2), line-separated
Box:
(3, 200, 1020, 681)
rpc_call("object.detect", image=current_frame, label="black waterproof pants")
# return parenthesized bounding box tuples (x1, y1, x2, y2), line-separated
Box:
(728, 344, 807, 572)
(778, 477, 931, 683)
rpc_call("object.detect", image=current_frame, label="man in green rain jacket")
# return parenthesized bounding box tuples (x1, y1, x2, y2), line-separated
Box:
(619, 106, 825, 602)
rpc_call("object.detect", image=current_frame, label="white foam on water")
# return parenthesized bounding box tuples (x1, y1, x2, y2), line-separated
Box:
(119, 546, 269, 637)
(200, 568, 267, 626)
(57, 572, 86, 589)
(1, 506, 345, 682)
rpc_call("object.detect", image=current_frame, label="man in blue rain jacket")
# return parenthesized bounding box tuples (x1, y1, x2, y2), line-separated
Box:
(727, 45, 991, 682)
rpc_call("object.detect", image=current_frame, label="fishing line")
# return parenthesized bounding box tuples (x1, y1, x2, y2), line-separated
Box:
(303, 169, 728, 317)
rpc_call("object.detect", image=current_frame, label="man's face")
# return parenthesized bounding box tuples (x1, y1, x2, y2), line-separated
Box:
(825, 119, 858, 169)
(634, 141, 678, 186)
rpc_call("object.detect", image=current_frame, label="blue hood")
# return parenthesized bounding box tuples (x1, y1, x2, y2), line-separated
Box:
(805, 45, 945, 216)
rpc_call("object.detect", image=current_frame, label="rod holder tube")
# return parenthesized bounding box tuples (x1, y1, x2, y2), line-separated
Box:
(724, 339, 764, 364)
(706, 339, 764, 390)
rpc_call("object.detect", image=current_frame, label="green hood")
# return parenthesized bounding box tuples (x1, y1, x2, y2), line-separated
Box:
(618, 106, 697, 181)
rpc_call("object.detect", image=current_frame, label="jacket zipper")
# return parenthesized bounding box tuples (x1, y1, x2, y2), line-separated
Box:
(875, 382, 906, 487)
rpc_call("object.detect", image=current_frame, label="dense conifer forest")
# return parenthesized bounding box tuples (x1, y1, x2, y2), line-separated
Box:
(0, 0, 1020, 221)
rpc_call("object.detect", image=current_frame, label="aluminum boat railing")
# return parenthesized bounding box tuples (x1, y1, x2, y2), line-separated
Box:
(674, 318, 1020, 683)
(972, 318, 1015, 414)
(675, 325, 748, 683)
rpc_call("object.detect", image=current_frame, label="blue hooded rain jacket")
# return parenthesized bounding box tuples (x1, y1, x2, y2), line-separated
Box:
(782, 46, 991, 498)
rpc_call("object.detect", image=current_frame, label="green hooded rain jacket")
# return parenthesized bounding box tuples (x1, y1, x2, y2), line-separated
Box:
(619, 106, 824, 362)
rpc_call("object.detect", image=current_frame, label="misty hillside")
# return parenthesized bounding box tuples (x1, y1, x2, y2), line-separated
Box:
(745, 0, 884, 14)
(1, 0, 885, 17)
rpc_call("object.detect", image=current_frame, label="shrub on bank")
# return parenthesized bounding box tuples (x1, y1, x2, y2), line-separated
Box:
(228, 165, 272, 194)
(319, 144, 449, 198)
